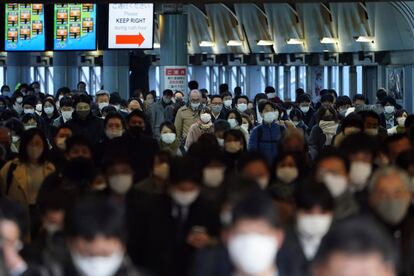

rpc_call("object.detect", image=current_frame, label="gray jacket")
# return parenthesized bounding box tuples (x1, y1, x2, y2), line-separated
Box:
(149, 100, 174, 139)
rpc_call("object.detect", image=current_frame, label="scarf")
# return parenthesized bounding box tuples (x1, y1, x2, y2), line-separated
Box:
(199, 122, 213, 131)
(160, 138, 180, 155)
(319, 120, 338, 146)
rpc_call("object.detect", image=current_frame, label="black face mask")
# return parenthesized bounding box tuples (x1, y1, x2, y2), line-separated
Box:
(128, 126, 144, 136)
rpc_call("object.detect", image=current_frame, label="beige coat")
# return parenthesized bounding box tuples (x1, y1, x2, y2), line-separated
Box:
(0, 159, 55, 209)
(174, 105, 200, 140)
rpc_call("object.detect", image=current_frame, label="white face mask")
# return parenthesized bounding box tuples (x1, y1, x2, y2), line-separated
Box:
(263, 111, 277, 123)
(241, 124, 249, 133)
(297, 214, 332, 239)
(203, 167, 225, 187)
(16, 97, 23, 104)
(375, 199, 410, 225)
(228, 233, 278, 275)
(170, 189, 200, 206)
(12, 136, 20, 143)
(223, 99, 232, 108)
(224, 141, 242, 154)
(44, 106, 54, 115)
(237, 103, 248, 113)
(190, 102, 200, 110)
(397, 117, 406, 127)
(322, 172, 348, 198)
(200, 113, 212, 124)
(276, 167, 299, 183)
(161, 133, 176, 144)
(44, 223, 62, 235)
(24, 124, 37, 130)
(300, 106, 309, 113)
(384, 106, 395, 114)
(227, 118, 238, 129)
(217, 138, 224, 147)
(61, 110, 73, 121)
(256, 177, 269, 189)
(106, 129, 123, 139)
(153, 163, 169, 180)
(349, 161, 372, 189)
(365, 128, 378, 136)
(108, 174, 133, 194)
(24, 108, 35, 115)
(72, 251, 124, 276)
(56, 137, 67, 150)
(98, 102, 109, 111)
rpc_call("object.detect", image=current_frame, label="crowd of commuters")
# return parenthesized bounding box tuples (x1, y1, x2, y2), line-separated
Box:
(0, 80, 411, 275)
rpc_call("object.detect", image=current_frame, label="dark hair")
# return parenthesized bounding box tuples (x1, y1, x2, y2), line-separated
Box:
(353, 94, 368, 104)
(289, 108, 303, 121)
(219, 83, 229, 94)
(295, 182, 334, 211)
(18, 128, 49, 163)
(381, 96, 396, 107)
(320, 94, 334, 103)
(59, 96, 73, 108)
(102, 152, 132, 173)
(73, 94, 91, 106)
(314, 148, 350, 173)
(264, 86, 276, 93)
(316, 106, 338, 123)
(214, 119, 231, 133)
(188, 80, 199, 90)
(65, 135, 93, 155)
(221, 92, 232, 99)
(0, 199, 28, 239)
(359, 110, 380, 122)
(210, 95, 222, 102)
(42, 98, 59, 117)
(237, 151, 269, 173)
(160, 121, 177, 134)
(126, 109, 153, 136)
(339, 132, 379, 157)
(396, 149, 414, 172)
(224, 129, 247, 150)
(22, 95, 37, 107)
(104, 112, 125, 129)
(253, 93, 268, 106)
(234, 86, 242, 96)
(226, 109, 243, 126)
(56, 87, 71, 98)
(339, 113, 364, 132)
(65, 196, 126, 242)
(297, 94, 311, 103)
(169, 156, 202, 185)
(21, 113, 38, 125)
(405, 114, 414, 129)
(232, 191, 280, 227)
(258, 101, 276, 113)
(376, 89, 387, 102)
(273, 151, 308, 179)
(385, 134, 410, 155)
(335, 96, 352, 109)
(236, 95, 249, 104)
(5, 118, 24, 137)
(313, 215, 396, 267)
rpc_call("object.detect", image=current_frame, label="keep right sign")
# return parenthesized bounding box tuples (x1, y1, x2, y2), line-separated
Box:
(108, 3, 154, 49)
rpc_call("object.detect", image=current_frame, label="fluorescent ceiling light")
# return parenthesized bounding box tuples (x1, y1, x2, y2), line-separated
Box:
(320, 37, 339, 44)
(286, 38, 304, 45)
(355, 36, 374, 43)
(227, 40, 243, 46)
(257, 40, 274, 46)
(199, 41, 215, 47)
(153, 43, 160, 48)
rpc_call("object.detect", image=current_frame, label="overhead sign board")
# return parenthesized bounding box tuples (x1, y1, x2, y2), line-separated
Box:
(108, 3, 154, 49)
(162, 66, 187, 92)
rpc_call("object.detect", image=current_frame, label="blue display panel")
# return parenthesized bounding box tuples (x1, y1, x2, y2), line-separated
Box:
(5, 3, 45, 51)
(53, 3, 96, 50)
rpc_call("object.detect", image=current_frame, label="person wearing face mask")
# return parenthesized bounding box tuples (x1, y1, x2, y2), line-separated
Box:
(268, 152, 304, 199)
(53, 197, 144, 276)
(170, 91, 185, 119)
(222, 92, 233, 112)
(225, 191, 286, 276)
(332, 113, 363, 147)
(185, 108, 214, 149)
(380, 96, 398, 130)
(297, 94, 315, 129)
(49, 125, 73, 171)
(53, 96, 74, 128)
(174, 89, 202, 143)
(1, 84, 11, 98)
(103, 155, 135, 201)
(225, 110, 249, 143)
(360, 110, 388, 138)
(149, 89, 174, 139)
(136, 151, 171, 196)
(67, 94, 104, 146)
(289, 108, 308, 137)
(21, 95, 46, 130)
(308, 106, 339, 160)
(223, 129, 246, 171)
(0, 129, 55, 239)
(235, 96, 249, 115)
(201, 156, 227, 205)
(314, 148, 359, 220)
(130, 156, 220, 276)
(335, 96, 352, 119)
(237, 152, 271, 190)
(209, 95, 226, 122)
(94, 90, 111, 118)
(368, 167, 414, 276)
(278, 184, 334, 276)
(387, 110, 408, 135)
(249, 101, 285, 163)
(159, 122, 183, 156)
(30, 81, 45, 99)
(41, 98, 60, 140)
(143, 91, 156, 112)
(12, 92, 24, 115)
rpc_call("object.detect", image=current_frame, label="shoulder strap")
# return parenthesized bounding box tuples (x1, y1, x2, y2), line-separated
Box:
(6, 162, 17, 195)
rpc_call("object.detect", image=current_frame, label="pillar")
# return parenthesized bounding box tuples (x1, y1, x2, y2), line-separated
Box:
(159, 13, 188, 94)
(349, 66, 358, 99)
(53, 52, 79, 92)
(6, 52, 31, 90)
(103, 50, 130, 99)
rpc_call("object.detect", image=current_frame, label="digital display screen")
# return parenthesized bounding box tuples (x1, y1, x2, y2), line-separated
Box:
(5, 3, 45, 51)
(54, 3, 96, 50)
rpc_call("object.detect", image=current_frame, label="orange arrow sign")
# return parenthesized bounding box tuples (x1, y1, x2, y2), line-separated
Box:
(116, 33, 145, 45)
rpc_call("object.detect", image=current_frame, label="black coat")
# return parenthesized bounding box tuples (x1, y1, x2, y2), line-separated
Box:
(129, 194, 220, 276)
(66, 113, 104, 146)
